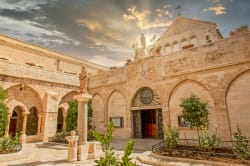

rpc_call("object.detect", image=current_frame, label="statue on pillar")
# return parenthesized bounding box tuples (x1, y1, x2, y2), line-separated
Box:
(79, 66, 87, 93)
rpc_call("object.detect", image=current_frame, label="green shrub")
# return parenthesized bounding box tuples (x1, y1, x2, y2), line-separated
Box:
(198, 129, 221, 152)
(232, 126, 250, 160)
(0, 86, 8, 137)
(0, 134, 19, 153)
(93, 122, 136, 166)
(163, 126, 179, 149)
(93, 122, 118, 166)
(66, 100, 78, 132)
(120, 140, 136, 166)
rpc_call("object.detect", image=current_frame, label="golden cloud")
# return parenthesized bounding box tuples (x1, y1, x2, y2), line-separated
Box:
(123, 5, 172, 30)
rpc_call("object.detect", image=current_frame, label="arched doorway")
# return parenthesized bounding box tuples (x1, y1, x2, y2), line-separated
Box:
(9, 106, 23, 137)
(131, 87, 163, 139)
(57, 108, 64, 133)
(26, 107, 38, 136)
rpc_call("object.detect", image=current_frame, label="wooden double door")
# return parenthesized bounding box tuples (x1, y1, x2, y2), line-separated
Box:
(133, 109, 163, 139)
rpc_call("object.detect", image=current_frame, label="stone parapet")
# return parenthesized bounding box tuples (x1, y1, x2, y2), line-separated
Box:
(89, 33, 250, 89)
(0, 60, 79, 86)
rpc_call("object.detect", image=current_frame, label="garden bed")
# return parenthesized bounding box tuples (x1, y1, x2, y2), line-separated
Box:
(154, 144, 250, 165)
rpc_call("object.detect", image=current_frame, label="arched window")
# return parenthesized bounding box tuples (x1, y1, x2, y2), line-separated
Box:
(190, 34, 198, 47)
(180, 38, 188, 49)
(26, 107, 38, 136)
(206, 35, 212, 43)
(164, 43, 171, 54)
(172, 41, 179, 52)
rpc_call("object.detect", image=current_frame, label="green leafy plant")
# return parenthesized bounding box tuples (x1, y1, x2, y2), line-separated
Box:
(0, 134, 19, 153)
(198, 129, 221, 152)
(232, 126, 250, 160)
(120, 140, 136, 166)
(88, 99, 95, 140)
(163, 126, 179, 149)
(0, 86, 8, 137)
(180, 94, 209, 141)
(93, 122, 119, 166)
(66, 100, 78, 132)
(93, 122, 136, 166)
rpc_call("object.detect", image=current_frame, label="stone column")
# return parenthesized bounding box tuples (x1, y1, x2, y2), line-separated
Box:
(74, 93, 92, 161)
(4, 115, 11, 136)
(20, 111, 30, 144)
(37, 114, 42, 135)
(62, 111, 67, 132)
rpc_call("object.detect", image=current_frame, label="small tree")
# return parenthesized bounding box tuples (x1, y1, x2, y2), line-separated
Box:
(66, 100, 78, 132)
(0, 87, 8, 137)
(180, 94, 209, 141)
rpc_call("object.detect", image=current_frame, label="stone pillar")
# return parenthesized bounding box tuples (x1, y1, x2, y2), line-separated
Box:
(62, 111, 67, 132)
(74, 93, 92, 161)
(20, 111, 29, 144)
(66, 131, 79, 162)
(4, 115, 11, 136)
(42, 91, 59, 141)
(37, 114, 42, 135)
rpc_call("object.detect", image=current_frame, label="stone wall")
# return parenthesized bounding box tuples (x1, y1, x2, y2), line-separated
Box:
(89, 33, 250, 140)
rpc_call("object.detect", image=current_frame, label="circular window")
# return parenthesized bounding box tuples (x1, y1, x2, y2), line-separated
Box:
(140, 88, 153, 104)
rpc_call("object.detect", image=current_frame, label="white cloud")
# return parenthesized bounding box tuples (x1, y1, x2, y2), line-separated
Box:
(203, 3, 227, 15)
(0, 0, 50, 11)
(0, 16, 79, 47)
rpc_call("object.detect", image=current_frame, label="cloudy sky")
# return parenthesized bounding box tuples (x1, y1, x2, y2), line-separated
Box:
(0, 0, 249, 67)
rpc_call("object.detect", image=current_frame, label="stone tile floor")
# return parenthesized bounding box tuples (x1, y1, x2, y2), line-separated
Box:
(1, 139, 208, 166)
(1, 139, 159, 166)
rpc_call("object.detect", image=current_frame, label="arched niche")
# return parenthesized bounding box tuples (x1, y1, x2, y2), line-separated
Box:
(108, 91, 128, 138)
(169, 80, 216, 139)
(91, 94, 105, 134)
(226, 70, 250, 137)
(26, 107, 38, 136)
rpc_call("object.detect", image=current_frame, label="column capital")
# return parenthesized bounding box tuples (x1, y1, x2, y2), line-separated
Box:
(22, 111, 30, 116)
(74, 93, 92, 102)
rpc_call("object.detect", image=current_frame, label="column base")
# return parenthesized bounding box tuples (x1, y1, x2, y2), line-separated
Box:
(19, 133, 27, 144)
(77, 141, 102, 161)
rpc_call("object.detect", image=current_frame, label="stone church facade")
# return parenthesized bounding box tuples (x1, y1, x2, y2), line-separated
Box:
(0, 16, 250, 143)
(89, 17, 250, 141)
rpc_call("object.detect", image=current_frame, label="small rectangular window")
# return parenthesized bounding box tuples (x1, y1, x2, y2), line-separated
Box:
(178, 116, 191, 128)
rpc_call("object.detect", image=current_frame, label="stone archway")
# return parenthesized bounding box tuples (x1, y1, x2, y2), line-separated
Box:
(168, 80, 216, 139)
(131, 87, 163, 139)
(108, 90, 128, 138)
(6, 84, 42, 142)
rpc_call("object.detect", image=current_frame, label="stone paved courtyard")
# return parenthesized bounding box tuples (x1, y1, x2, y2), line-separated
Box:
(1, 139, 159, 166)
